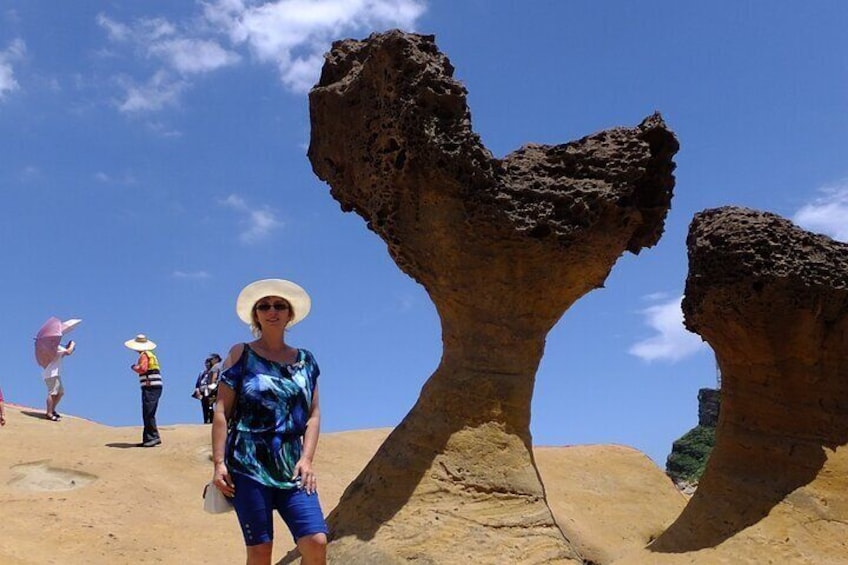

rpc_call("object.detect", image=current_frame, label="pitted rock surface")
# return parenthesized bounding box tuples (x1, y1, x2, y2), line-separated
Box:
(306, 30, 678, 564)
(633, 207, 848, 563)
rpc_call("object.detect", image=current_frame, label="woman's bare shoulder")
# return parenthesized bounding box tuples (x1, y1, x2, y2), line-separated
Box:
(221, 343, 246, 370)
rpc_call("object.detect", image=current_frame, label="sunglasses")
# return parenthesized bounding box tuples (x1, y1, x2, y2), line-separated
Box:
(255, 302, 290, 312)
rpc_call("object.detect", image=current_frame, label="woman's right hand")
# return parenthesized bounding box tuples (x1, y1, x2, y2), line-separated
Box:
(213, 462, 235, 497)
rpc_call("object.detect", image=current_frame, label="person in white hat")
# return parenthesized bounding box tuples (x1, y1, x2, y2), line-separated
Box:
(125, 334, 163, 447)
(211, 279, 327, 564)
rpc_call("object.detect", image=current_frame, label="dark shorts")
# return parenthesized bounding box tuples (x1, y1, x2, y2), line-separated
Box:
(231, 472, 328, 546)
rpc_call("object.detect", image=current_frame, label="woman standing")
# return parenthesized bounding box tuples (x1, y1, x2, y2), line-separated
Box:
(125, 334, 163, 447)
(212, 279, 327, 565)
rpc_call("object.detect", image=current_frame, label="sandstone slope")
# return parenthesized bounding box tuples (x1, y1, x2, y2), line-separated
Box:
(0, 404, 684, 564)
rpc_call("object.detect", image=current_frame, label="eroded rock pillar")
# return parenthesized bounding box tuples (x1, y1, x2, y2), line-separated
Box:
(307, 30, 678, 563)
(649, 207, 848, 558)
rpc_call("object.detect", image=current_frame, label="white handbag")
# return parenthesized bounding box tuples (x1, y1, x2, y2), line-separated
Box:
(202, 482, 234, 513)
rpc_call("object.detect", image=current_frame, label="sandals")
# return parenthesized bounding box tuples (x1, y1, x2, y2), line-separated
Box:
(46, 413, 59, 421)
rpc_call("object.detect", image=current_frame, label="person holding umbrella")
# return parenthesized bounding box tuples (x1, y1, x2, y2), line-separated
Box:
(0, 384, 6, 426)
(125, 334, 163, 447)
(42, 340, 75, 421)
(35, 317, 81, 421)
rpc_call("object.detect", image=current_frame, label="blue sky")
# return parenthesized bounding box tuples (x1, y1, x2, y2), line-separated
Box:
(1, 1, 846, 466)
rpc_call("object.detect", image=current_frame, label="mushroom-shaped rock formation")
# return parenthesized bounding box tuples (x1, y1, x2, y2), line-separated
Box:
(307, 30, 678, 563)
(636, 207, 848, 563)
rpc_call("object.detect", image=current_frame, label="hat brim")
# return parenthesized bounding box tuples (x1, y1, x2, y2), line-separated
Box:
(124, 339, 157, 351)
(236, 279, 311, 327)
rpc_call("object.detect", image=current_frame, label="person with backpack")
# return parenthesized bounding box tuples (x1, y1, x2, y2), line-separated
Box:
(211, 279, 327, 565)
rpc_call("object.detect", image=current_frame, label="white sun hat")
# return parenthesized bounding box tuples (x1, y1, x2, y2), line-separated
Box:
(235, 279, 311, 327)
(124, 334, 157, 351)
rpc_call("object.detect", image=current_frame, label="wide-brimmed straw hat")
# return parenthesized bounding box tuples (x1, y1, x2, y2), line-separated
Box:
(124, 334, 157, 351)
(236, 279, 311, 327)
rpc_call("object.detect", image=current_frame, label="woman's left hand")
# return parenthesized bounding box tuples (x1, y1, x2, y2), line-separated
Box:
(293, 459, 317, 495)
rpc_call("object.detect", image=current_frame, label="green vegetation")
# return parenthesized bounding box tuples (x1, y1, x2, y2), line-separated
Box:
(666, 425, 715, 484)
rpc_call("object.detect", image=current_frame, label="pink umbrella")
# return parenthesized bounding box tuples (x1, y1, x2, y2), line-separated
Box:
(61, 319, 82, 335)
(35, 317, 63, 368)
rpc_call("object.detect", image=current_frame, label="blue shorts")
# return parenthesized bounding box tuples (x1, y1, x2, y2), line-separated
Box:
(231, 472, 329, 545)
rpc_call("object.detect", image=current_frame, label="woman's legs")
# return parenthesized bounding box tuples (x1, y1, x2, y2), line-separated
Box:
(245, 542, 273, 565)
(232, 473, 276, 563)
(296, 533, 327, 564)
(242, 533, 326, 565)
(278, 488, 328, 564)
(233, 474, 328, 564)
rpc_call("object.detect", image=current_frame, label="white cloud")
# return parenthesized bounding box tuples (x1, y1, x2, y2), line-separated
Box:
(99, 0, 426, 111)
(19, 165, 41, 182)
(140, 17, 178, 41)
(117, 70, 187, 113)
(4, 10, 22, 25)
(172, 270, 212, 279)
(241, 208, 281, 243)
(98, 14, 176, 43)
(94, 171, 137, 184)
(219, 193, 283, 243)
(641, 291, 670, 302)
(629, 295, 707, 363)
(97, 14, 132, 42)
(792, 180, 848, 242)
(100, 13, 238, 112)
(211, 0, 426, 92)
(145, 121, 183, 138)
(0, 38, 25, 100)
(220, 193, 248, 210)
(278, 52, 326, 92)
(150, 38, 241, 74)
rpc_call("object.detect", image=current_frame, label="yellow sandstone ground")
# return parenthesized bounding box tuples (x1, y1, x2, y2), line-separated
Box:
(0, 404, 686, 564)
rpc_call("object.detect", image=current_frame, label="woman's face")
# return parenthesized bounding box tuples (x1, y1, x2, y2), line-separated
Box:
(251, 295, 293, 331)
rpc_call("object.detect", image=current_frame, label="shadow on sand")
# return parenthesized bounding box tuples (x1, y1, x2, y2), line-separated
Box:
(20, 410, 52, 420)
(105, 442, 140, 449)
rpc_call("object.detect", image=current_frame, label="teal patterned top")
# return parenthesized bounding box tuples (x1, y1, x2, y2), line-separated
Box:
(220, 344, 320, 489)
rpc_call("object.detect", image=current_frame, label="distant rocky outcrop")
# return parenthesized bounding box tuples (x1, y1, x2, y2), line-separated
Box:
(697, 387, 720, 427)
(630, 207, 848, 563)
(666, 387, 720, 488)
(307, 29, 678, 563)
